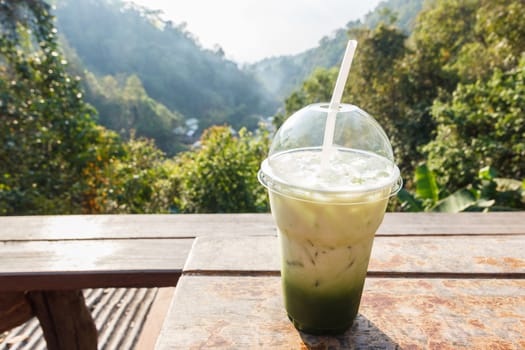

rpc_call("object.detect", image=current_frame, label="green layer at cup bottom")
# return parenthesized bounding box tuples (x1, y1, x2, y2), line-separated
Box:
(283, 278, 364, 335)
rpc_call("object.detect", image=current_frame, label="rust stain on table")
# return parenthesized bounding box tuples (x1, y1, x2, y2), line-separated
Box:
(474, 256, 525, 269)
(156, 276, 525, 349)
(368, 236, 525, 274)
(361, 278, 525, 349)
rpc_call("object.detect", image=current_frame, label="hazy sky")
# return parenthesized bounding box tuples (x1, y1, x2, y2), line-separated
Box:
(131, 0, 383, 63)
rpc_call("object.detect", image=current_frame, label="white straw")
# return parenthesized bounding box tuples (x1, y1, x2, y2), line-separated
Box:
(329, 40, 357, 110)
(321, 40, 358, 169)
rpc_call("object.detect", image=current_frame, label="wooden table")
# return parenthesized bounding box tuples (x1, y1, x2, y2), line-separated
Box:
(1, 213, 524, 349)
(154, 213, 525, 349)
(0, 214, 263, 349)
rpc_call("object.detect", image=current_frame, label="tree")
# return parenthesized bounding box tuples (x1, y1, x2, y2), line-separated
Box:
(173, 126, 269, 213)
(0, 1, 124, 214)
(94, 134, 179, 213)
(342, 24, 435, 176)
(410, 0, 525, 83)
(55, 0, 279, 132)
(272, 68, 337, 129)
(364, 0, 424, 33)
(275, 23, 433, 176)
(398, 164, 524, 212)
(424, 59, 525, 191)
(84, 73, 186, 156)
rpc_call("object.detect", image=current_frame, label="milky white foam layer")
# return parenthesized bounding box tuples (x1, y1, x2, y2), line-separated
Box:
(268, 148, 398, 193)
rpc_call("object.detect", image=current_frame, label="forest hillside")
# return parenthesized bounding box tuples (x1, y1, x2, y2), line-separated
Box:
(1, 0, 523, 216)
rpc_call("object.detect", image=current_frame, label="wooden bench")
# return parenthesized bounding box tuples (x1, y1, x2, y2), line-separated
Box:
(1, 213, 524, 349)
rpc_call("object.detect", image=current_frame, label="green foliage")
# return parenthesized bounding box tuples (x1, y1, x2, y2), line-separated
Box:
(276, 0, 524, 212)
(411, 0, 525, 83)
(173, 126, 269, 213)
(84, 73, 186, 156)
(344, 24, 428, 174)
(393, 0, 525, 210)
(414, 164, 439, 205)
(0, 1, 124, 214)
(3, 0, 524, 216)
(411, 0, 478, 69)
(55, 0, 278, 131)
(431, 189, 480, 213)
(364, 0, 425, 33)
(247, 0, 424, 100)
(0, 1, 183, 215)
(398, 165, 525, 212)
(277, 22, 437, 174)
(424, 59, 525, 190)
(94, 135, 179, 213)
(272, 68, 337, 129)
(248, 29, 350, 101)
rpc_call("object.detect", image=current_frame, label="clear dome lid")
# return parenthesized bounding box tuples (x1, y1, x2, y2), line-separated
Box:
(259, 103, 402, 201)
(270, 103, 394, 161)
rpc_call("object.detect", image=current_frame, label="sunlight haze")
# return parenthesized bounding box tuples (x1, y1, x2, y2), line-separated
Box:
(130, 0, 382, 63)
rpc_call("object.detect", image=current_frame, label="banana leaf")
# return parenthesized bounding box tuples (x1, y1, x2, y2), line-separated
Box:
(414, 164, 439, 204)
(431, 189, 478, 213)
(397, 188, 423, 212)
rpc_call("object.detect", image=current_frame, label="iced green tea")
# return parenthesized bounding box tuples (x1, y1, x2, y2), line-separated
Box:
(261, 147, 396, 334)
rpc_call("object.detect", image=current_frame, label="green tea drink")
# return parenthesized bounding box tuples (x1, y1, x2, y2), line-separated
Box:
(261, 147, 397, 335)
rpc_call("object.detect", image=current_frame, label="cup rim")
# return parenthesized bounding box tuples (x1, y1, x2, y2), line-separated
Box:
(258, 152, 402, 203)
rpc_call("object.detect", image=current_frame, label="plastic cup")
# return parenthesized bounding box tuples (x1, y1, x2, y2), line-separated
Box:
(258, 103, 401, 335)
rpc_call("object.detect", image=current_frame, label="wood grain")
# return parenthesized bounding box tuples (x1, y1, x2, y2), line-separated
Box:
(183, 235, 525, 275)
(0, 238, 192, 273)
(27, 290, 97, 350)
(2, 213, 524, 241)
(0, 214, 276, 241)
(0, 292, 33, 333)
(155, 276, 525, 350)
(2, 213, 523, 349)
(379, 212, 525, 235)
(0, 238, 193, 291)
(135, 288, 176, 350)
(0, 271, 183, 292)
(183, 236, 280, 273)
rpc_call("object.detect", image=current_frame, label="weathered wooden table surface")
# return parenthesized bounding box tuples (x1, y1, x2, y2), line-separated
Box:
(155, 213, 525, 350)
(2, 213, 525, 349)
(0, 214, 201, 349)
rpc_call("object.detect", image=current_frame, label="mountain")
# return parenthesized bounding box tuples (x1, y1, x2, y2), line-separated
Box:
(54, 0, 279, 134)
(246, 27, 350, 102)
(53, 0, 424, 153)
(247, 0, 425, 100)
